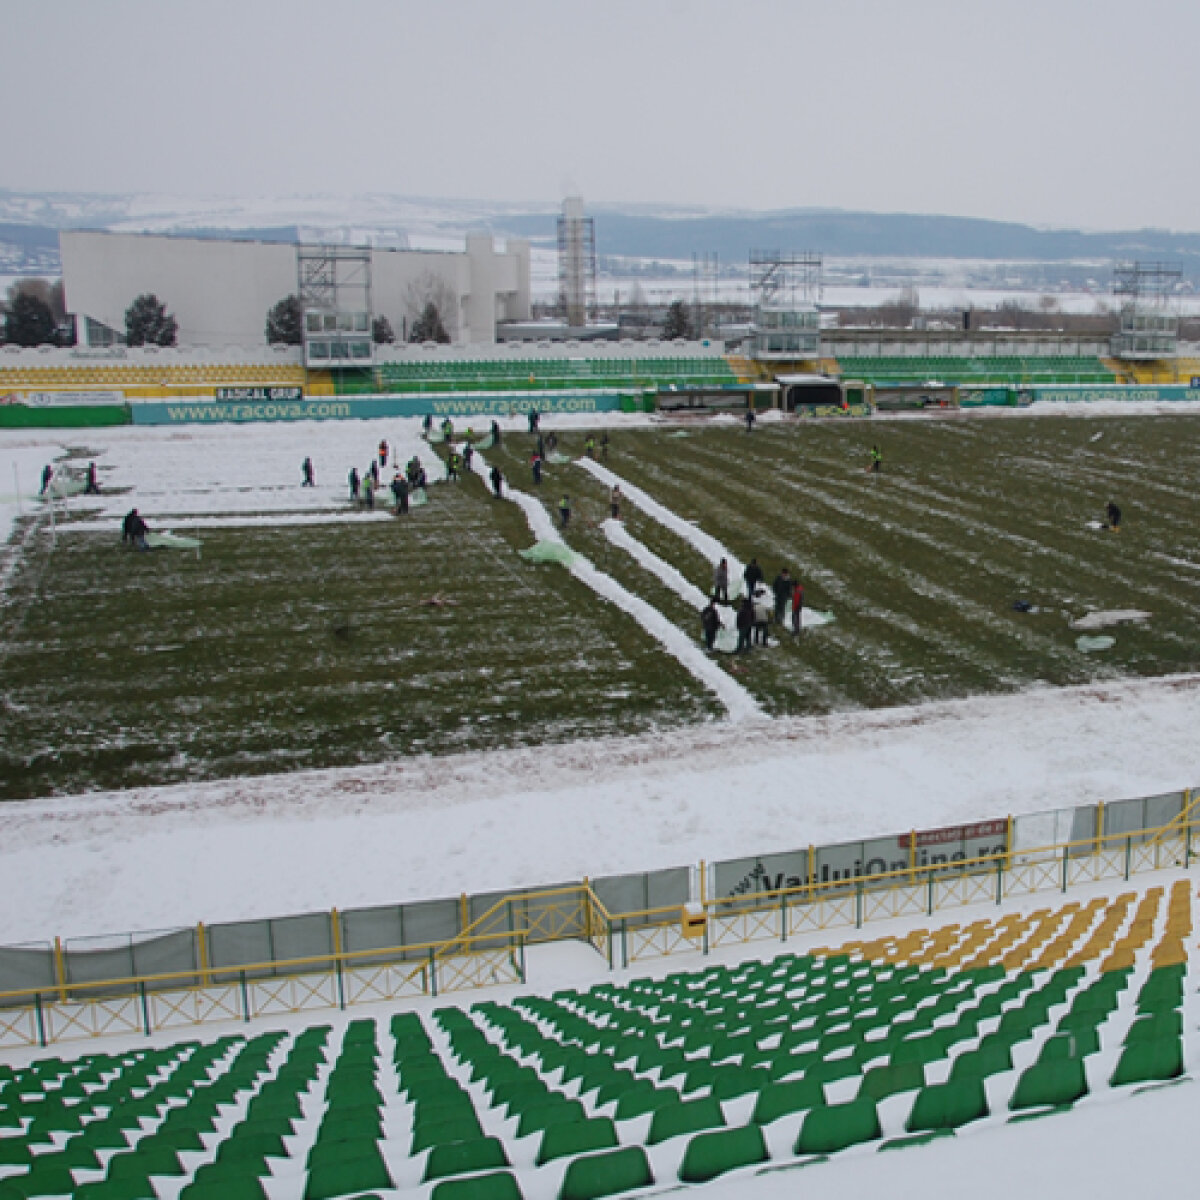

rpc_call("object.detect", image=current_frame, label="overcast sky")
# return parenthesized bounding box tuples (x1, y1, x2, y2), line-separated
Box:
(8, 0, 1199, 232)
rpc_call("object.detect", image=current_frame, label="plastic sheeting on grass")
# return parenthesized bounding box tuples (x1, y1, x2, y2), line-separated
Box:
(146, 531, 202, 550)
(1070, 610, 1151, 631)
(519, 540, 580, 567)
(1076, 635, 1116, 653)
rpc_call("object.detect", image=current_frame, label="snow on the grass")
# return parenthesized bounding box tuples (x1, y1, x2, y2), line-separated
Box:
(577, 455, 743, 582)
(0, 674, 1197, 946)
(602, 516, 709, 609)
(471, 449, 761, 722)
(1069, 609, 1153, 630)
(59, 511, 397, 534)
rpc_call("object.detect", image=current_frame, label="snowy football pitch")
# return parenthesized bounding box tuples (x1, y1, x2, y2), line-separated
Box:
(3, 410, 1199, 801)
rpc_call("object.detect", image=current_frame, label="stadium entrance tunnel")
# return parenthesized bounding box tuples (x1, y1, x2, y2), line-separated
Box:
(777, 373, 847, 412)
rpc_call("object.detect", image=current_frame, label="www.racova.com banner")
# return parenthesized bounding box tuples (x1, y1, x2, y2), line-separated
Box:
(131, 391, 630, 425)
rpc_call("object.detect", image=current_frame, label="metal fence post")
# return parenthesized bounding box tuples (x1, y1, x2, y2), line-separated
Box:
(856, 880, 864, 929)
(239, 970, 250, 1022)
(1125, 836, 1132, 881)
(139, 980, 151, 1036)
(34, 991, 46, 1048)
(995, 856, 1004, 906)
(1061, 844, 1069, 893)
(429, 949, 438, 998)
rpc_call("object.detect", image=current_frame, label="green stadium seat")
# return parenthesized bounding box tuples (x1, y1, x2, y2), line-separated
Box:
(536, 1117, 620, 1165)
(424, 1135, 511, 1181)
(430, 1172, 524, 1200)
(1110, 1036, 1184, 1086)
(678, 1124, 769, 1183)
(905, 1078, 989, 1132)
(559, 1146, 654, 1200)
(1009, 1057, 1088, 1110)
(795, 1097, 881, 1155)
(304, 1145, 394, 1200)
(647, 1096, 725, 1145)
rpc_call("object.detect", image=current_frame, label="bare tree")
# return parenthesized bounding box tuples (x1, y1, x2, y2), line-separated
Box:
(404, 271, 458, 342)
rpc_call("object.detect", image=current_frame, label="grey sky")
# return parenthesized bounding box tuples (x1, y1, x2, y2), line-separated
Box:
(7, 0, 1199, 232)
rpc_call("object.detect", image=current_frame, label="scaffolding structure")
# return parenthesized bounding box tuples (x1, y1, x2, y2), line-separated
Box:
(748, 250, 823, 361)
(691, 252, 719, 341)
(1111, 261, 1181, 360)
(558, 197, 597, 330)
(297, 245, 374, 368)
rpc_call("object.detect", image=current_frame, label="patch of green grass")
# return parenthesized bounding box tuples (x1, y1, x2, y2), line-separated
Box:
(0, 476, 719, 800)
(489, 415, 1200, 717)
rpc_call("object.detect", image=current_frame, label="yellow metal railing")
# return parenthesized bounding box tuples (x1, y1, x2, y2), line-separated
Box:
(1, 811, 1195, 1050)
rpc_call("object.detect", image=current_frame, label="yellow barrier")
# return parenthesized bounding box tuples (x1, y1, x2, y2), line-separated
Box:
(1, 815, 1195, 1050)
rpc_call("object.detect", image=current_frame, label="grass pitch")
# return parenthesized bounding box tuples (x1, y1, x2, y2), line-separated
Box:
(3, 413, 1199, 800)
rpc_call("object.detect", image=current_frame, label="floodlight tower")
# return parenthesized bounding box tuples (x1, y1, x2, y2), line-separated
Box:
(558, 196, 596, 331)
(748, 250, 822, 362)
(1111, 261, 1181, 361)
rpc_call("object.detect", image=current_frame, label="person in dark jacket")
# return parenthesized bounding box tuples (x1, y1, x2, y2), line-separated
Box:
(463, 442, 474, 473)
(302, 457, 314, 487)
(348, 467, 360, 502)
(558, 494, 571, 529)
(528, 408, 540, 434)
(735, 595, 754, 654)
(1106, 501, 1122, 531)
(447, 451, 460, 482)
(713, 558, 729, 604)
(531, 453, 543, 485)
(39, 464, 53, 494)
(85, 462, 100, 494)
(391, 472, 409, 514)
(491, 419, 502, 445)
(701, 600, 722, 651)
(122, 507, 149, 550)
(743, 557, 763, 600)
(489, 466, 504, 498)
(772, 568, 792, 624)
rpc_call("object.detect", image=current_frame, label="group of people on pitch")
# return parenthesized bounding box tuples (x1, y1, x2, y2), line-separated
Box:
(701, 557, 805, 653)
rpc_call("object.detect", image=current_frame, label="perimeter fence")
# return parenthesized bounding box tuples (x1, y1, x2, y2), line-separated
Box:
(0, 787, 1193, 1049)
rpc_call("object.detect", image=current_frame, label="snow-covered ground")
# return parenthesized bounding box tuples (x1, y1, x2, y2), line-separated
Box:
(2, 403, 1199, 946)
(2, 405, 1199, 1198)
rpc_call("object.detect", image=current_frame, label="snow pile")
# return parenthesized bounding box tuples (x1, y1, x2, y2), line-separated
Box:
(1070, 609, 1152, 631)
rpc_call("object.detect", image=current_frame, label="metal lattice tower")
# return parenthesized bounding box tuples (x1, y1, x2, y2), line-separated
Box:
(297, 245, 374, 368)
(1112, 260, 1181, 361)
(748, 250, 823, 361)
(692, 252, 719, 340)
(1113, 261, 1181, 303)
(558, 197, 596, 329)
(749, 250, 823, 308)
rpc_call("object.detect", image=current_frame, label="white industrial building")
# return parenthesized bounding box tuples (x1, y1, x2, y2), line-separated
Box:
(59, 230, 532, 350)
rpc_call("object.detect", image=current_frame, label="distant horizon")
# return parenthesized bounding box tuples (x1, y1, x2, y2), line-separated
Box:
(5, 186, 1200, 241)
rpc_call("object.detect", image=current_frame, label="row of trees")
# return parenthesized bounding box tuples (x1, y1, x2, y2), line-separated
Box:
(2, 280, 178, 348)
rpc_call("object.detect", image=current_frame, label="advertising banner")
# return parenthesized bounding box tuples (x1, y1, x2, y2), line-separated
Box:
(132, 391, 627, 425)
(19, 390, 125, 407)
(1028, 384, 1200, 404)
(712, 818, 1009, 900)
